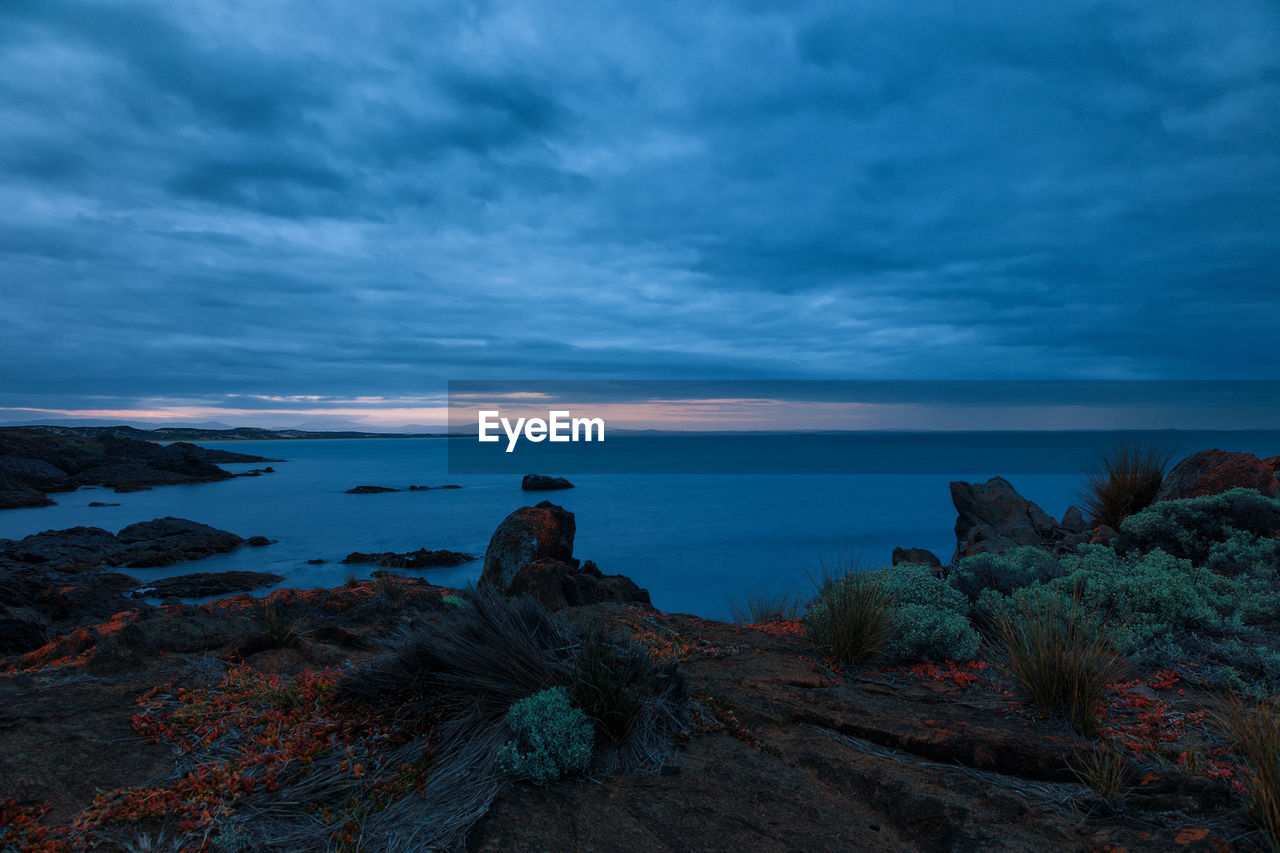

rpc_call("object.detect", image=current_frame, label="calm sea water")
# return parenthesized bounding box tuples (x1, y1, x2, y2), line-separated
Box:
(1, 432, 1276, 619)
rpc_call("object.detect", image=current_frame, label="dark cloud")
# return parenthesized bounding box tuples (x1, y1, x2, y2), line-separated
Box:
(1, 0, 1278, 423)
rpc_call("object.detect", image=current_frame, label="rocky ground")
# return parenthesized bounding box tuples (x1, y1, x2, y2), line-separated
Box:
(0, 446, 1277, 851)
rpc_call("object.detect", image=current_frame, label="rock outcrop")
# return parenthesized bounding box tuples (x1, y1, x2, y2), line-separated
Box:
(521, 474, 575, 491)
(0, 518, 246, 573)
(890, 547, 942, 569)
(341, 548, 476, 569)
(345, 485, 400, 494)
(949, 476, 1068, 561)
(480, 502, 649, 609)
(134, 571, 284, 599)
(1154, 449, 1280, 502)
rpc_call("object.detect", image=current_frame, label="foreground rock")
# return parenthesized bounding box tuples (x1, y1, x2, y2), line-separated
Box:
(521, 474, 574, 491)
(481, 502, 650, 609)
(949, 476, 1075, 561)
(0, 429, 276, 509)
(1155, 449, 1280, 502)
(341, 548, 476, 568)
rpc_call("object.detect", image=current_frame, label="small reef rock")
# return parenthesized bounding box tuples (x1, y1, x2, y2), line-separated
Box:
(521, 474, 575, 491)
(949, 476, 1089, 562)
(890, 547, 942, 569)
(0, 517, 245, 572)
(408, 484, 462, 490)
(341, 548, 476, 569)
(1154, 449, 1280, 502)
(0, 429, 275, 509)
(480, 501, 649, 610)
(345, 485, 400, 494)
(132, 571, 284, 599)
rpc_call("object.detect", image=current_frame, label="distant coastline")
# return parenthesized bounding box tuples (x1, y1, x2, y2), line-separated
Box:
(5, 424, 455, 442)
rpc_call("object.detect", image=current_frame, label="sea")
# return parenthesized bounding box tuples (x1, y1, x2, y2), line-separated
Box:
(1, 431, 1277, 620)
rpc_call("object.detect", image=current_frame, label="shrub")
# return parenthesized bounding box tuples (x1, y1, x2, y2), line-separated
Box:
(1213, 695, 1280, 848)
(805, 570, 896, 664)
(571, 631, 654, 746)
(996, 589, 1129, 736)
(496, 687, 594, 785)
(1120, 487, 1280, 571)
(1081, 442, 1170, 529)
(948, 547, 1065, 600)
(729, 589, 801, 625)
(877, 564, 981, 661)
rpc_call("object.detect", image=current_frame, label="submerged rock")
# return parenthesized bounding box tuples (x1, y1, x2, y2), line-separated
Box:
(345, 485, 400, 494)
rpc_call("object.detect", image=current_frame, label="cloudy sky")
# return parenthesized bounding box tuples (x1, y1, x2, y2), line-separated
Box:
(1, 0, 1277, 428)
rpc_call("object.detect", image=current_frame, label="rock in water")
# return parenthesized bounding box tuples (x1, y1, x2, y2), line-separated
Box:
(521, 474, 575, 491)
(1154, 449, 1280, 502)
(949, 477, 1065, 561)
(480, 502, 649, 609)
(345, 485, 400, 494)
(135, 571, 284, 599)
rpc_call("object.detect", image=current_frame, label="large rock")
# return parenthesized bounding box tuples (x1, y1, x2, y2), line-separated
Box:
(480, 502, 649, 610)
(521, 474, 575, 491)
(1154, 449, 1280, 502)
(950, 477, 1065, 562)
(1060, 505, 1088, 534)
(890, 547, 942, 569)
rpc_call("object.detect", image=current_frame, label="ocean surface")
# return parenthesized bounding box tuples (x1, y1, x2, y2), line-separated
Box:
(2, 432, 1277, 620)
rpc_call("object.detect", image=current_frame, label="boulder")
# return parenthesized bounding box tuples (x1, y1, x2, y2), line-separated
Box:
(506, 558, 651, 611)
(950, 477, 1065, 561)
(1154, 449, 1280, 502)
(481, 502, 578, 591)
(480, 503, 649, 610)
(521, 474, 574, 491)
(890, 547, 942, 569)
(1060, 505, 1087, 534)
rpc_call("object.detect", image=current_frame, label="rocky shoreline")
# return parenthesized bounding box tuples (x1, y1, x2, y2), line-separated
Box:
(0, 446, 1278, 850)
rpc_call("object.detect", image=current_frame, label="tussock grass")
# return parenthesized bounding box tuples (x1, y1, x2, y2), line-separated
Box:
(729, 589, 801, 625)
(1213, 694, 1280, 849)
(804, 557, 896, 665)
(996, 590, 1129, 736)
(1082, 441, 1171, 530)
(262, 601, 308, 648)
(373, 572, 408, 610)
(1069, 745, 1133, 798)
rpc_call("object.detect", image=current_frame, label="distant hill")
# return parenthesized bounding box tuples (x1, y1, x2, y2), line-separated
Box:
(8, 425, 454, 442)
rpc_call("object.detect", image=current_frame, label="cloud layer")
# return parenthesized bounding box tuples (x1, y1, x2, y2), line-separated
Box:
(2, 0, 1277, 423)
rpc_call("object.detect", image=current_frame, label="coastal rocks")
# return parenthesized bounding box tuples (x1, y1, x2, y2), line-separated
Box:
(521, 474, 574, 491)
(949, 476, 1067, 561)
(1061, 505, 1088, 534)
(890, 547, 942, 569)
(345, 485, 399, 494)
(341, 548, 476, 569)
(0, 429, 272, 508)
(409, 484, 462, 490)
(245, 536, 273, 547)
(480, 502, 649, 610)
(0, 518, 246, 573)
(1154, 449, 1280, 502)
(134, 571, 284, 599)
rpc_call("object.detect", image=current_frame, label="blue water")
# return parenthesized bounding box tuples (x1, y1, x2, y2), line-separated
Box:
(1, 433, 1276, 619)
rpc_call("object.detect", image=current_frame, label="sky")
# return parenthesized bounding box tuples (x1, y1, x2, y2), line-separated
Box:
(1, 0, 1278, 430)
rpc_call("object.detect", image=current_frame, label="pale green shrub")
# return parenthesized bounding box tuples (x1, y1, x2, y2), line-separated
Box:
(877, 564, 980, 661)
(496, 687, 593, 785)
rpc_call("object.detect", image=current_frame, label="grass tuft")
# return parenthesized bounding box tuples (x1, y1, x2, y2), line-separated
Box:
(1213, 694, 1280, 849)
(729, 589, 801, 625)
(1081, 441, 1171, 530)
(262, 601, 309, 648)
(996, 590, 1129, 736)
(1069, 745, 1133, 798)
(571, 631, 653, 747)
(804, 559, 896, 665)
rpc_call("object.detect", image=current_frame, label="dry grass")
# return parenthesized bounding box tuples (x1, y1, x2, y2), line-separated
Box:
(1082, 441, 1171, 529)
(373, 572, 408, 610)
(996, 591, 1129, 736)
(262, 601, 309, 648)
(729, 589, 801, 625)
(1069, 745, 1133, 798)
(1213, 694, 1280, 849)
(804, 559, 896, 665)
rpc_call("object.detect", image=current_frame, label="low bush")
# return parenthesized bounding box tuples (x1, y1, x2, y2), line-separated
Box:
(1081, 442, 1170, 529)
(877, 564, 980, 662)
(1120, 487, 1280, 572)
(996, 589, 1129, 736)
(948, 547, 1064, 600)
(496, 687, 594, 785)
(729, 589, 802, 625)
